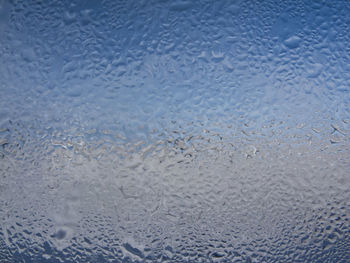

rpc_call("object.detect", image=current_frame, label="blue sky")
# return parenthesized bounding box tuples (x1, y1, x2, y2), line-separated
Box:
(0, 0, 349, 262)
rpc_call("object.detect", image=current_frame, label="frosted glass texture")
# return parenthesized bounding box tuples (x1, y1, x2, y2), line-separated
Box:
(0, 0, 350, 262)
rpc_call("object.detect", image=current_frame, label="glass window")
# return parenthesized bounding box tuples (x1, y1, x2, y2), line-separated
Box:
(0, 0, 349, 262)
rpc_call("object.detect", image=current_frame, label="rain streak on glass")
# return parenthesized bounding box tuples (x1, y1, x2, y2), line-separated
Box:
(0, 0, 350, 262)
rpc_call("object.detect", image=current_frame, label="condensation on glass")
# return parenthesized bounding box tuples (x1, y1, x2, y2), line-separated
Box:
(0, 0, 349, 262)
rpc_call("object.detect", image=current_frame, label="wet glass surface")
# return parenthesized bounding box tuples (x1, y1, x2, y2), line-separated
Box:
(0, 0, 349, 262)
